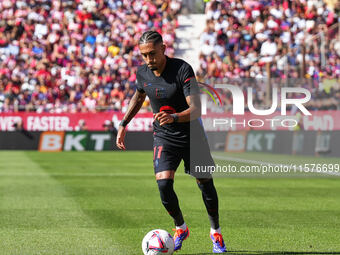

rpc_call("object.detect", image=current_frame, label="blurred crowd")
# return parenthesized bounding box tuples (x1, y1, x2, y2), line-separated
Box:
(0, 0, 339, 113)
(197, 0, 340, 111)
(0, 0, 181, 113)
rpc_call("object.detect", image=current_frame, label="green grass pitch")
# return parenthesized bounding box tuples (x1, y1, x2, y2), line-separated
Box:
(0, 151, 339, 255)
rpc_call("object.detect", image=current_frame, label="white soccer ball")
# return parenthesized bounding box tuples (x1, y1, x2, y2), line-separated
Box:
(142, 229, 175, 255)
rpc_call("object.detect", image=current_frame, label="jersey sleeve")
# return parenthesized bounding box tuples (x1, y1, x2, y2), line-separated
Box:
(135, 72, 145, 93)
(180, 63, 200, 97)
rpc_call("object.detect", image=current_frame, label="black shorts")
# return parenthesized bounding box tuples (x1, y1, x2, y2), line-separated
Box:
(153, 137, 214, 179)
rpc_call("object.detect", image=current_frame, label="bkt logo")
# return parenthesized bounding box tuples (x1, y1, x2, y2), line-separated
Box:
(201, 84, 311, 116)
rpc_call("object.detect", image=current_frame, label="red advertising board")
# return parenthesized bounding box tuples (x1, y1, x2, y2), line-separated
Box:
(0, 111, 339, 131)
(0, 112, 153, 131)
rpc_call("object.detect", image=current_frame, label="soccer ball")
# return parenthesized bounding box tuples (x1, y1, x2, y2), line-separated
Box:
(142, 229, 175, 255)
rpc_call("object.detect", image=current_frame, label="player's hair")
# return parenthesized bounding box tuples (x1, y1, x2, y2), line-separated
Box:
(138, 31, 163, 45)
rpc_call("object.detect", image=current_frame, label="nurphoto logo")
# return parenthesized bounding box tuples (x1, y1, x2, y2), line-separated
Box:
(200, 84, 312, 129)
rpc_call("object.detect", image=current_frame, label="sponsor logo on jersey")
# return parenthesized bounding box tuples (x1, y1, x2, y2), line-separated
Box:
(155, 88, 167, 99)
(144, 82, 152, 87)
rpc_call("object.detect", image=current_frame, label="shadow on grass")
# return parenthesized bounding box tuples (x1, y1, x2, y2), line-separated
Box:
(181, 251, 340, 255)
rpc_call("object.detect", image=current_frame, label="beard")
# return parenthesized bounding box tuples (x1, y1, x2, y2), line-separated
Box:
(149, 66, 157, 71)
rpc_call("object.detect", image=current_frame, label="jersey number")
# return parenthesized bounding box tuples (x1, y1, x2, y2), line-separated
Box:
(153, 146, 163, 160)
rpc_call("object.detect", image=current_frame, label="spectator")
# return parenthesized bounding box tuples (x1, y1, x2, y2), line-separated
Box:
(0, 0, 181, 113)
(103, 119, 118, 135)
(75, 119, 87, 131)
(198, 0, 339, 112)
(200, 0, 339, 80)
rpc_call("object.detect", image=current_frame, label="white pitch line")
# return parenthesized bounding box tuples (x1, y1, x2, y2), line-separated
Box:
(212, 153, 340, 177)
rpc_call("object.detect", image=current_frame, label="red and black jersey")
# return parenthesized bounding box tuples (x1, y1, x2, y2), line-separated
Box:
(136, 56, 203, 147)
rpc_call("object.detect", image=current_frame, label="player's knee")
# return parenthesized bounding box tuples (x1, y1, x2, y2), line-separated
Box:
(157, 178, 174, 190)
(155, 170, 174, 180)
(196, 178, 213, 186)
(157, 178, 175, 201)
(196, 178, 216, 193)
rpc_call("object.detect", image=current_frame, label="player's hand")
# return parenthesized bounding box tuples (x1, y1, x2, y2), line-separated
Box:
(116, 126, 127, 150)
(154, 111, 174, 126)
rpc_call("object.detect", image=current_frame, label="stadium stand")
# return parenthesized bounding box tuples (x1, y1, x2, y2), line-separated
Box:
(0, 0, 181, 113)
(0, 0, 339, 113)
(197, 0, 339, 112)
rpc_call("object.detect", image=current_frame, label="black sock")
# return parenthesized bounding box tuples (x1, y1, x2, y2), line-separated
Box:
(197, 178, 219, 230)
(157, 179, 184, 226)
